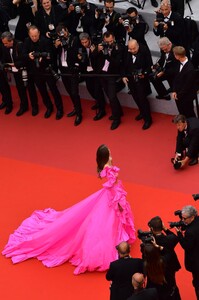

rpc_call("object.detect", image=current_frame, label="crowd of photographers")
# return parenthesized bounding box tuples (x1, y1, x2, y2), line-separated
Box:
(0, 0, 199, 129)
(106, 197, 199, 300)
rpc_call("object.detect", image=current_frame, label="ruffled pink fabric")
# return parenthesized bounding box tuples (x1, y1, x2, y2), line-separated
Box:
(2, 166, 136, 274)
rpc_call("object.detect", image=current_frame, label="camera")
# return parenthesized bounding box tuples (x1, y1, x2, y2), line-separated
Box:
(138, 229, 153, 243)
(32, 52, 50, 68)
(171, 157, 182, 170)
(58, 31, 69, 48)
(192, 194, 199, 201)
(78, 48, 87, 63)
(48, 31, 58, 41)
(132, 69, 143, 82)
(150, 63, 164, 79)
(45, 65, 60, 81)
(168, 209, 186, 230)
(91, 32, 103, 45)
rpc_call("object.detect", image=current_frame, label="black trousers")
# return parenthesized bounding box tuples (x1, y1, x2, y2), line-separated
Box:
(128, 79, 152, 122)
(0, 70, 13, 108)
(192, 271, 199, 300)
(84, 73, 106, 111)
(34, 72, 63, 112)
(175, 97, 196, 118)
(100, 76, 123, 120)
(150, 73, 174, 96)
(13, 72, 29, 110)
(60, 66, 82, 116)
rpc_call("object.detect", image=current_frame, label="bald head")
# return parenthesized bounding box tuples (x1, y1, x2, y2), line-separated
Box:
(117, 241, 130, 257)
(128, 39, 139, 55)
(132, 273, 145, 290)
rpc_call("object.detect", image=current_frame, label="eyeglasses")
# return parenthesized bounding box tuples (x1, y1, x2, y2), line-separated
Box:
(182, 216, 191, 220)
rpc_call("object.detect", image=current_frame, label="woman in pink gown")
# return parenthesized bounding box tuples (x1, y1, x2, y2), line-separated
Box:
(2, 144, 136, 275)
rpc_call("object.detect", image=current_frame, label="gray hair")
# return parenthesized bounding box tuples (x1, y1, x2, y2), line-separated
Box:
(79, 32, 90, 40)
(158, 37, 171, 48)
(1, 31, 14, 41)
(181, 205, 198, 218)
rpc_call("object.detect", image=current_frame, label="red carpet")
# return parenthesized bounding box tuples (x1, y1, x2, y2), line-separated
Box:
(0, 87, 198, 299)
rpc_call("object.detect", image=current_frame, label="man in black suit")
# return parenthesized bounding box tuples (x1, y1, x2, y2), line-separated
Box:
(172, 114, 199, 168)
(127, 273, 159, 300)
(93, 31, 124, 130)
(172, 46, 197, 118)
(175, 205, 199, 300)
(148, 216, 181, 299)
(150, 37, 178, 100)
(106, 241, 143, 300)
(153, 0, 184, 47)
(122, 39, 153, 130)
(1, 31, 30, 116)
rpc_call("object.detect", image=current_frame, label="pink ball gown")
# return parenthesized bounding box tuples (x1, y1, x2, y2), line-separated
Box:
(2, 166, 136, 275)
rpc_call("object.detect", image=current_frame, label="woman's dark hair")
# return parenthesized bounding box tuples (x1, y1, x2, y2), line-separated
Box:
(143, 243, 165, 285)
(96, 144, 109, 175)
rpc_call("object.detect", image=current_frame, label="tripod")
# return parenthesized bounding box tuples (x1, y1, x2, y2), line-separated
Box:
(186, 0, 193, 15)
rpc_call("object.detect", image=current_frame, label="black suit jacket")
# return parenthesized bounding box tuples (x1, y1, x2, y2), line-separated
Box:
(175, 117, 199, 158)
(106, 257, 143, 300)
(178, 216, 199, 273)
(173, 60, 197, 101)
(153, 11, 184, 46)
(157, 47, 178, 77)
(1, 39, 24, 69)
(126, 288, 159, 300)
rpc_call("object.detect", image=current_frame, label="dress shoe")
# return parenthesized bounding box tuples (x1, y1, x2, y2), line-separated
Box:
(0, 102, 6, 110)
(67, 110, 76, 117)
(93, 110, 106, 121)
(142, 121, 152, 130)
(110, 120, 121, 130)
(151, 0, 158, 7)
(188, 158, 198, 166)
(74, 115, 82, 126)
(56, 111, 63, 120)
(44, 107, 53, 118)
(156, 95, 171, 100)
(91, 103, 99, 110)
(135, 113, 143, 121)
(32, 107, 39, 116)
(16, 107, 28, 116)
(5, 107, 13, 114)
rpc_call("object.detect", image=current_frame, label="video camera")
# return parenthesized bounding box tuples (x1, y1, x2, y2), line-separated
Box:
(168, 210, 186, 230)
(138, 229, 153, 244)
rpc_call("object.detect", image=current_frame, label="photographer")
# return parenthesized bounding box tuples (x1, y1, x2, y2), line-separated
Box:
(150, 37, 178, 100)
(54, 24, 82, 125)
(141, 241, 181, 300)
(92, 31, 124, 130)
(13, 0, 38, 42)
(1, 31, 32, 116)
(94, 0, 124, 44)
(122, 39, 153, 130)
(172, 114, 199, 169)
(148, 216, 181, 299)
(153, 0, 184, 47)
(0, 45, 13, 114)
(119, 7, 149, 48)
(175, 205, 199, 299)
(23, 25, 63, 119)
(78, 32, 106, 121)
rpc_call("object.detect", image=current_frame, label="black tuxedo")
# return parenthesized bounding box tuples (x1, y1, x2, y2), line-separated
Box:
(175, 117, 199, 159)
(153, 12, 184, 46)
(1, 39, 30, 110)
(126, 288, 158, 300)
(177, 216, 199, 299)
(150, 46, 178, 96)
(173, 60, 197, 118)
(123, 44, 152, 122)
(106, 257, 143, 300)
